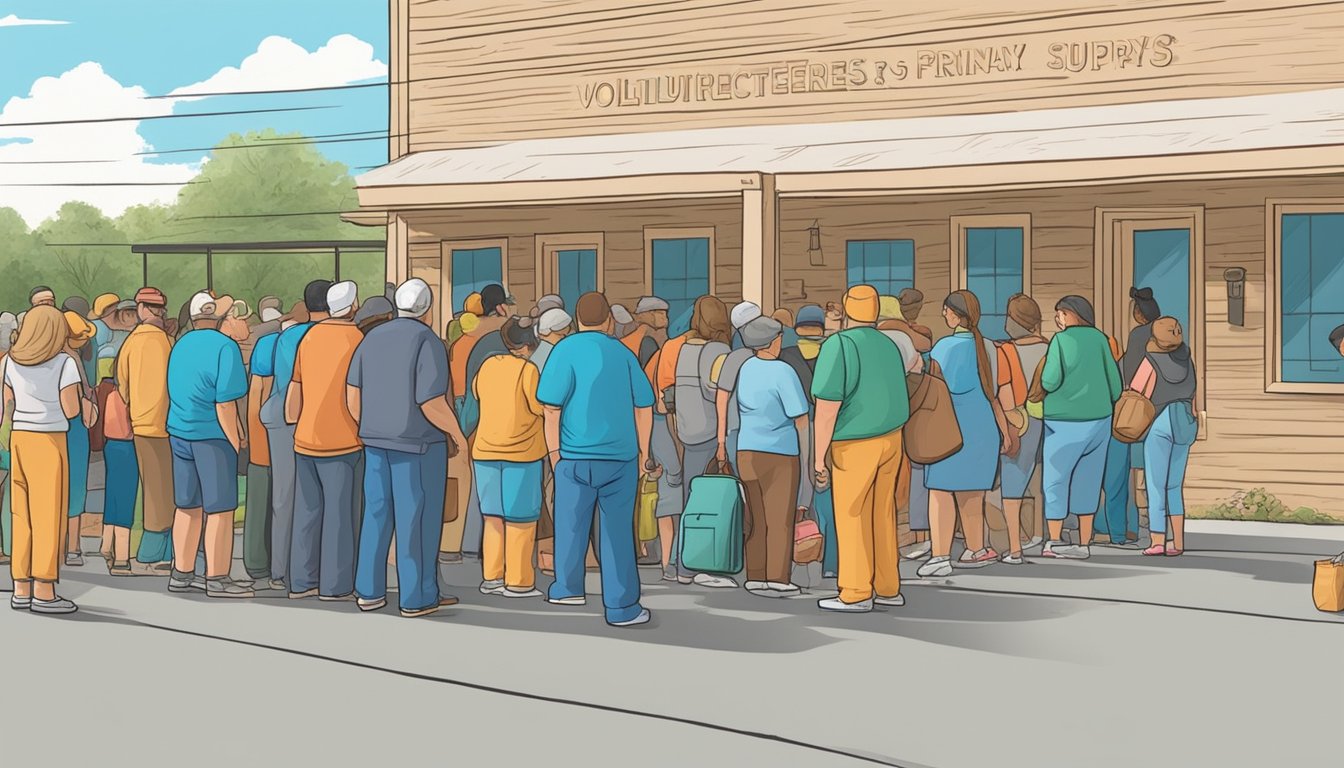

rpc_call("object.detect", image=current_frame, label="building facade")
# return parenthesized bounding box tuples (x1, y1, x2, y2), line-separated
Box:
(355, 0, 1344, 516)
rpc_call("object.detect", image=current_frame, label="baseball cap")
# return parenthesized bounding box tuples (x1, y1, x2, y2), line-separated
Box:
(326, 281, 358, 318)
(533, 294, 565, 317)
(463, 292, 484, 316)
(354, 296, 394, 326)
(134, 287, 167, 306)
(730, 301, 762, 330)
(91, 293, 120, 319)
(843, 285, 880, 324)
(479, 283, 515, 316)
(260, 307, 283, 323)
(795, 304, 825, 330)
(740, 316, 783, 350)
(189, 291, 236, 320)
(394, 278, 433, 317)
(611, 304, 634, 326)
(537, 308, 572, 335)
(64, 311, 96, 341)
(635, 296, 670, 315)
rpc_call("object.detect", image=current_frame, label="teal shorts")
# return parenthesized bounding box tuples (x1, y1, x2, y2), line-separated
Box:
(472, 459, 543, 523)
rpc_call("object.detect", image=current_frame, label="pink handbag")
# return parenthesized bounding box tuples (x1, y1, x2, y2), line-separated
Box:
(794, 509, 824, 564)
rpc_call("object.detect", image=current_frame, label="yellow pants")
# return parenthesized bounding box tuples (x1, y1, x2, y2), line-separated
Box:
(831, 428, 903, 604)
(10, 431, 70, 583)
(482, 519, 538, 590)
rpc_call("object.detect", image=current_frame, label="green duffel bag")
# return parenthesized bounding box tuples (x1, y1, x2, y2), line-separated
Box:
(678, 459, 744, 575)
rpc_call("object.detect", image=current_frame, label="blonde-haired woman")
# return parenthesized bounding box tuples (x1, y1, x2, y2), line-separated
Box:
(1, 305, 83, 614)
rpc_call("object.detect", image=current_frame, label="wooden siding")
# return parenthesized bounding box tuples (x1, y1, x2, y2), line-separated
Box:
(779, 174, 1344, 516)
(401, 0, 1344, 149)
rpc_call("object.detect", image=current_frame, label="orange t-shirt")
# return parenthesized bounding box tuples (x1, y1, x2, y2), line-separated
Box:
(450, 333, 481, 399)
(655, 333, 688, 395)
(292, 322, 363, 457)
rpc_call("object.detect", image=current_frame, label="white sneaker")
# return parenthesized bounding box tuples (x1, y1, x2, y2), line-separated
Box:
(818, 597, 873, 613)
(901, 541, 932, 560)
(608, 608, 651, 627)
(916, 556, 953, 578)
(503, 588, 543, 599)
(692, 573, 737, 589)
(479, 579, 505, 595)
(547, 595, 587, 606)
(874, 594, 905, 607)
(744, 580, 769, 592)
(1000, 553, 1025, 565)
(767, 582, 801, 595)
(1042, 541, 1091, 560)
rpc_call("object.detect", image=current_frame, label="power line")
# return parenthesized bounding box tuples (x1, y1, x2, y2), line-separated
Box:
(0, 104, 337, 129)
(0, 158, 119, 165)
(146, 79, 389, 100)
(1, 130, 400, 164)
(169, 210, 361, 222)
(0, 180, 210, 187)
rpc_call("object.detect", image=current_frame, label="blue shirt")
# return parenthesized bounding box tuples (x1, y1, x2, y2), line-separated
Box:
(260, 322, 311, 427)
(735, 357, 809, 455)
(250, 331, 279, 378)
(166, 329, 248, 442)
(536, 331, 654, 461)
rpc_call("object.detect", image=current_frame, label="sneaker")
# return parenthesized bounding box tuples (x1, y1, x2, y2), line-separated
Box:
(901, 541, 933, 560)
(503, 588, 543, 599)
(479, 579, 506, 595)
(823, 570, 838, 579)
(400, 596, 459, 618)
(874, 594, 905, 607)
(10, 594, 31, 610)
(269, 578, 287, 591)
(30, 596, 78, 615)
(109, 561, 134, 576)
(548, 595, 587, 606)
(438, 552, 462, 564)
(767, 582, 801, 595)
(637, 553, 662, 568)
(818, 597, 873, 613)
(206, 578, 255, 599)
(916, 556, 953, 578)
(1141, 544, 1166, 556)
(190, 575, 207, 591)
(1042, 542, 1090, 560)
(661, 566, 678, 583)
(65, 552, 84, 567)
(744, 580, 770, 592)
(692, 573, 737, 589)
(167, 571, 195, 593)
(1000, 553, 1025, 565)
(954, 548, 998, 569)
(1021, 536, 1044, 552)
(676, 575, 693, 585)
(608, 608, 651, 627)
(357, 596, 387, 612)
(289, 588, 319, 600)
(318, 593, 355, 602)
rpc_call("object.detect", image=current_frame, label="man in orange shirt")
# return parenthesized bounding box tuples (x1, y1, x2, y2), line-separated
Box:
(285, 281, 365, 600)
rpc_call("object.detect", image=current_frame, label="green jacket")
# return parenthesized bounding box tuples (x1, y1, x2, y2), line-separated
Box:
(1041, 326, 1122, 422)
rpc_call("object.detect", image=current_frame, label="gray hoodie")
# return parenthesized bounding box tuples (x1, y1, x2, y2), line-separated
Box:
(1148, 344, 1196, 414)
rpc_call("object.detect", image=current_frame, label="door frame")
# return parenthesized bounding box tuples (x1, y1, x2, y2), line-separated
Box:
(1093, 206, 1206, 433)
(534, 232, 605, 299)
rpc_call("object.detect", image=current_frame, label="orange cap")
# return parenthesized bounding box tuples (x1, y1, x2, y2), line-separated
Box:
(842, 285, 880, 324)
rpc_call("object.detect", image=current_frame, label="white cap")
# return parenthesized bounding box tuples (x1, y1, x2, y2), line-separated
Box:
(537, 308, 572, 335)
(189, 291, 215, 318)
(260, 307, 283, 323)
(611, 304, 634, 326)
(731, 301, 762, 330)
(326, 281, 358, 318)
(394, 278, 433, 318)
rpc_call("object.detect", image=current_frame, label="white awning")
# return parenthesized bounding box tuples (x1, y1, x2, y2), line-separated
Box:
(357, 87, 1344, 206)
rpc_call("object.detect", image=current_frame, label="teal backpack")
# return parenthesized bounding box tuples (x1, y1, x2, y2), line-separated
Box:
(678, 459, 744, 575)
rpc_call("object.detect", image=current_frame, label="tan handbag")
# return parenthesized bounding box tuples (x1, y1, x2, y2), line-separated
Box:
(903, 371, 963, 464)
(1313, 554, 1344, 612)
(1112, 390, 1156, 443)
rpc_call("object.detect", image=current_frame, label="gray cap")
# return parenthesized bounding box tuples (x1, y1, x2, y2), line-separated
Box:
(611, 304, 634, 326)
(537, 308, 572, 335)
(740, 316, 783, 350)
(354, 296, 394, 326)
(634, 296, 669, 314)
(532, 294, 565, 317)
(394, 278, 433, 317)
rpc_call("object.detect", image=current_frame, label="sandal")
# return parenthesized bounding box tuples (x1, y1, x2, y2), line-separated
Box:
(1141, 544, 1167, 556)
(1165, 546, 1184, 557)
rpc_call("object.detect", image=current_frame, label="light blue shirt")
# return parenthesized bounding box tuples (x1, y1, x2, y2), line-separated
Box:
(260, 322, 311, 427)
(531, 340, 554, 374)
(536, 331, 655, 462)
(167, 329, 248, 442)
(250, 331, 279, 378)
(735, 357, 809, 456)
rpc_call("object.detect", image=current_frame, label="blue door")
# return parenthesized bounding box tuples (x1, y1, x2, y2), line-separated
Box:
(1132, 229, 1191, 337)
(651, 237, 710, 330)
(555, 249, 598, 312)
(452, 246, 504, 313)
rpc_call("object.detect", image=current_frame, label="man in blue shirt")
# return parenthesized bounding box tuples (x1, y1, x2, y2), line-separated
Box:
(537, 292, 656, 627)
(165, 292, 252, 598)
(262, 279, 330, 591)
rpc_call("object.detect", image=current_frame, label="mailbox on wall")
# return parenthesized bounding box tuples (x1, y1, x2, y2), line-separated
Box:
(1224, 267, 1246, 327)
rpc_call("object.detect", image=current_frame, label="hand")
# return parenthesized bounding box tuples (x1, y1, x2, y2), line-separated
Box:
(715, 441, 727, 464)
(642, 453, 662, 480)
(548, 449, 561, 470)
(813, 462, 830, 491)
(239, 435, 250, 452)
(1002, 428, 1019, 458)
(81, 398, 97, 428)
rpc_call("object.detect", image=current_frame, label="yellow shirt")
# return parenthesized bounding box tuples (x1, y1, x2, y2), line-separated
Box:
(471, 354, 545, 462)
(117, 324, 172, 438)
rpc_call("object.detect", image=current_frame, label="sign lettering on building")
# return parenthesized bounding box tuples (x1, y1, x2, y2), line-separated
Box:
(577, 34, 1177, 110)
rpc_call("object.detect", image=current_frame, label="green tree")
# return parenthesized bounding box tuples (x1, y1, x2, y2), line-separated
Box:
(0, 207, 44, 311)
(34, 202, 135, 303)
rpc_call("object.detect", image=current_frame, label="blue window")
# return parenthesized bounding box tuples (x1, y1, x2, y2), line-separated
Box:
(965, 227, 1024, 340)
(555, 249, 598, 313)
(1281, 213, 1344, 383)
(845, 240, 915, 297)
(651, 237, 710, 325)
(451, 246, 504, 313)
(1133, 229, 1191, 341)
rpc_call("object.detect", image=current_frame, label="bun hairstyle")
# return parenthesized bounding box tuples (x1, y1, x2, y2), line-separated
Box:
(1129, 286, 1161, 325)
(501, 316, 539, 351)
(943, 290, 995, 402)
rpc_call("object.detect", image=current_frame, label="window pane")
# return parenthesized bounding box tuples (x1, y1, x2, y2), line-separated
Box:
(967, 275, 995, 316)
(1311, 313, 1344, 365)
(1281, 214, 1312, 316)
(1309, 214, 1344, 313)
(685, 238, 710, 279)
(966, 229, 996, 277)
(845, 241, 864, 287)
(1282, 313, 1311, 362)
(995, 228, 1023, 272)
(1280, 213, 1344, 383)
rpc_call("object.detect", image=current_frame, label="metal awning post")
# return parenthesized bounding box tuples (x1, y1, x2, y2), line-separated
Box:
(206, 248, 214, 292)
(334, 246, 342, 281)
(142, 253, 149, 286)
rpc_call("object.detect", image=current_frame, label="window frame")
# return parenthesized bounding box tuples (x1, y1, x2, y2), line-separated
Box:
(535, 232, 606, 306)
(844, 239, 916, 296)
(950, 214, 1032, 335)
(1265, 200, 1344, 394)
(441, 237, 509, 315)
(643, 226, 716, 310)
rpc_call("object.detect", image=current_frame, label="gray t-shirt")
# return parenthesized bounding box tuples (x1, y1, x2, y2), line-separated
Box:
(711, 347, 755, 434)
(673, 339, 730, 446)
(346, 318, 450, 454)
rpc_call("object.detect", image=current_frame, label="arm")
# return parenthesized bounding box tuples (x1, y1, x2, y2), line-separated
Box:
(284, 381, 301, 426)
(794, 414, 813, 509)
(248, 375, 270, 426)
(0, 383, 9, 431)
(636, 406, 654, 473)
(812, 399, 839, 488)
(420, 395, 468, 450)
(346, 385, 361, 423)
(60, 383, 81, 420)
(714, 389, 730, 461)
(116, 344, 132, 407)
(543, 405, 562, 468)
(216, 401, 241, 452)
(1040, 338, 1064, 393)
(1107, 351, 1124, 404)
(1130, 358, 1157, 398)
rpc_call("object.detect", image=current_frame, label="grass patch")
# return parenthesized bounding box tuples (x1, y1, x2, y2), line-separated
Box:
(1191, 488, 1339, 525)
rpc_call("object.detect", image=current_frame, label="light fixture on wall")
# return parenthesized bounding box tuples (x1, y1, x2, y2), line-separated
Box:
(807, 220, 824, 266)
(1224, 267, 1246, 327)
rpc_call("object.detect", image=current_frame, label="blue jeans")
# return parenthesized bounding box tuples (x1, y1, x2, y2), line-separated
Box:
(68, 416, 90, 518)
(1042, 417, 1111, 522)
(813, 486, 839, 574)
(1098, 437, 1139, 543)
(1144, 406, 1197, 535)
(551, 458, 643, 624)
(291, 451, 363, 596)
(356, 444, 447, 613)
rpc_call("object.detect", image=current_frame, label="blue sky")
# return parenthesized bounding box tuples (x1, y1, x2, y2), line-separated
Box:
(0, 1, 390, 225)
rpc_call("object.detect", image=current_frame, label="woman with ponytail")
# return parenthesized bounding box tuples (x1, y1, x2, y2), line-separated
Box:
(917, 290, 1012, 577)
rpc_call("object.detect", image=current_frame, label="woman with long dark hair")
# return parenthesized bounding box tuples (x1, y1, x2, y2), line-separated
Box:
(917, 290, 1011, 578)
(1099, 286, 1161, 546)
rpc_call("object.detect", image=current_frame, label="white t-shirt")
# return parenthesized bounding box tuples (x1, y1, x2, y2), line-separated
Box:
(2, 353, 81, 432)
(880, 330, 923, 374)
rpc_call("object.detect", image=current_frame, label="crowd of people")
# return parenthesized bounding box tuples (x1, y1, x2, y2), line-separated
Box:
(0, 273, 1208, 623)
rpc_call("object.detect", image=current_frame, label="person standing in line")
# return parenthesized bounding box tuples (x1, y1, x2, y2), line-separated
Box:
(536, 292, 655, 627)
(712, 328, 755, 471)
(165, 292, 253, 598)
(243, 304, 282, 585)
(811, 286, 909, 612)
(1129, 318, 1198, 557)
(2, 306, 83, 613)
(779, 305, 829, 574)
(531, 308, 572, 374)
(263, 280, 329, 592)
(995, 294, 1050, 563)
(917, 291, 1011, 577)
(354, 297, 395, 335)
(98, 332, 139, 576)
(448, 291, 486, 414)
(1039, 296, 1123, 560)
(62, 311, 97, 567)
(29, 286, 56, 308)
(729, 301, 762, 351)
(286, 282, 365, 601)
(474, 318, 546, 598)
(671, 295, 737, 589)
(350, 279, 464, 617)
(1099, 287, 1161, 547)
(878, 295, 933, 355)
(732, 317, 810, 597)
(118, 288, 175, 574)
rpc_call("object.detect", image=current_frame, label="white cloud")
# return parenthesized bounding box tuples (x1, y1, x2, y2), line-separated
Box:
(0, 63, 202, 227)
(0, 14, 70, 26)
(171, 34, 387, 98)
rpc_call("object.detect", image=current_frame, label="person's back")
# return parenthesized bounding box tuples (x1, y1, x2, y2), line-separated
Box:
(813, 326, 909, 440)
(261, 321, 312, 428)
(736, 356, 808, 454)
(167, 328, 245, 442)
(1042, 325, 1121, 422)
(292, 322, 363, 457)
(473, 353, 544, 460)
(540, 331, 646, 460)
(4, 353, 80, 432)
(674, 338, 729, 446)
(450, 331, 481, 400)
(351, 318, 447, 453)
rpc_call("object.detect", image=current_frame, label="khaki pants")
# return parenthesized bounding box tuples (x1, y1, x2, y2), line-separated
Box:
(483, 520, 538, 590)
(134, 435, 174, 533)
(831, 429, 903, 604)
(738, 450, 800, 584)
(10, 432, 69, 583)
(441, 438, 472, 552)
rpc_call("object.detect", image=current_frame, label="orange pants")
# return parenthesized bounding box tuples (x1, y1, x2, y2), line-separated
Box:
(830, 428, 903, 604)
(10, 431, 70, 583)
(482, 519, 538, 590)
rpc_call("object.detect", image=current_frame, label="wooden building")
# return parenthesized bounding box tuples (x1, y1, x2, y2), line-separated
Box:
(353, 1, 1344, 516)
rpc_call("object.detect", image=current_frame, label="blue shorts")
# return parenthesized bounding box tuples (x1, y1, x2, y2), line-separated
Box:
(170, 436, 238, 514)
(473, 459, 543, 522)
